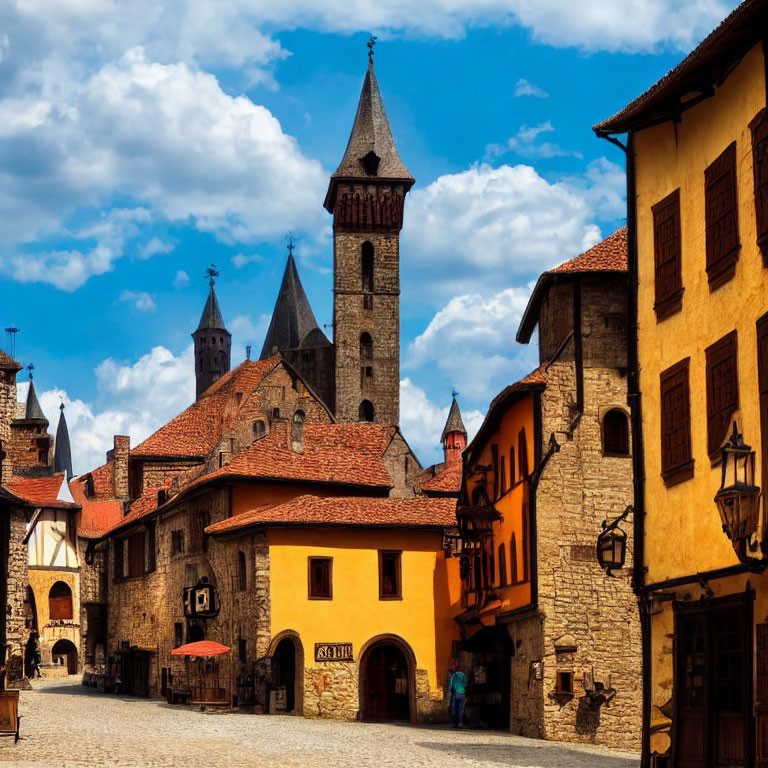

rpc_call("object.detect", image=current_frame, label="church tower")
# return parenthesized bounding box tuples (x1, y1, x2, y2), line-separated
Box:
(192, 267, 231, 400)
(441, 394, 467, 469)
(324, 45, 414, 425)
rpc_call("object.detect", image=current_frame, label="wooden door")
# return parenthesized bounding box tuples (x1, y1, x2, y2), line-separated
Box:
(365, 647, 389, 719)
(364, 645, 409, 721)
(677, 616, 707, 768)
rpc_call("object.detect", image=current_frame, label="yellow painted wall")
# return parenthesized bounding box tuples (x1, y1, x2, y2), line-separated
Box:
(463, 391, 535, 613)
(268, 527, 461, 695)
(634, 42, 768, 583)
(28, 567, 80, 664)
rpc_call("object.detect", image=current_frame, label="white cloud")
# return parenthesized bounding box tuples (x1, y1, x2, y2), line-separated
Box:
(514, 78, 548, 98)
(403, 161, 619, 298)
(138, 236, 174, 260)
(0, 48, 326, 288)
(485, 121, 580, 161)
(400, 378, 484, 464)
(174, 270, 190, 287)
(37, 345, 195, 474)
(229, 313, 270, 361)
(407, 288, 538, 400)
(232, 252, 267, 269)
(119, 289, 156, 312)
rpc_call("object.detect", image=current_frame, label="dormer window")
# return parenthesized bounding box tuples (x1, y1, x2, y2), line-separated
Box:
(360, 151, 380, 176)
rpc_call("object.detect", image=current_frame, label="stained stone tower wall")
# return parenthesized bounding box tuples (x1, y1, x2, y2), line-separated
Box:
(0, 367, 17, 485)
(333, 225, 400, 425)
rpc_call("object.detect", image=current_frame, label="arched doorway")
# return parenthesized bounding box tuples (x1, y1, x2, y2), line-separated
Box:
(359, 635, 416, 722)
(49, 581, 73, 621)
(51, 639, 78, 674)
(268, 631, 304, 715)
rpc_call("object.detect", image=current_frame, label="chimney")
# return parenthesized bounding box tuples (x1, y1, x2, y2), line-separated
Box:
(112, 435, 130, 499)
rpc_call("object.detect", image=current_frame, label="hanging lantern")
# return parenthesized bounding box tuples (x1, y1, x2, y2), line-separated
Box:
(596, 506, 633, 575)
(714, 422, 761, 562)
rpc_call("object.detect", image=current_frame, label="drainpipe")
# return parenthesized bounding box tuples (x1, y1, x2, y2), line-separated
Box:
(595, 127, 650, 768)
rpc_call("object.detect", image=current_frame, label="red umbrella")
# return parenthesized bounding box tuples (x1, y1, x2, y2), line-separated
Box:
(171, 640, 230, 658)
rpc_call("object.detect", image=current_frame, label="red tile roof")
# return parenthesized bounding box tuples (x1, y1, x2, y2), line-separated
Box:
(0, 350, 22, 371)
(132, 357, 280, 458)
(180, 422, 395, 496)
(206, 494, 457, 534)
(517, 228, 628, 344)
(5, 474, 79, 509)
(420, 464, 462, 494)
(117, 481, 172, 530)
(69, 476, 123, 539)
(594, 0, 766, 135)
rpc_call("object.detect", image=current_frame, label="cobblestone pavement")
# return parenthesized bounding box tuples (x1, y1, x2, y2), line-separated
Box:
(0, 678, 641, 768)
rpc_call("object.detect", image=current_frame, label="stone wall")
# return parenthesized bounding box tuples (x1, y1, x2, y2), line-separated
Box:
(5, 508, 28, 684)
(0, 368, 18, 485)
(533, 274, 641, 750)
(7, 421, 52, 475)
(507, 612, 545, 737)
(382, 431, 421, 498)
(333, 230, 400, 426)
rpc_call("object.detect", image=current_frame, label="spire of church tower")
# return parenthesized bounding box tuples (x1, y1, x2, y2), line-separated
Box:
(53, 403, 73, 478)
(260, 245, 330, 359)
(192, 265, 231, 400)
(24, 368, 47, 423)
(327, 43, 413, 426)
(441, 392, 467, 469)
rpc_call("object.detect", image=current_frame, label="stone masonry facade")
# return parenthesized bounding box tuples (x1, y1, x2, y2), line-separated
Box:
(515, 275, 641, 749)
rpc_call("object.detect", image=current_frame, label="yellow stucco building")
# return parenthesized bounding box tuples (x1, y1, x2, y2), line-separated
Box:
(595, 1, 768, 765)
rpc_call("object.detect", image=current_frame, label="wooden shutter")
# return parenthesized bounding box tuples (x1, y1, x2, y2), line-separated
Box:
(509, 533, 518, 584)
(751, 109, 768, 265)
(705, 330, 738, 457)
(757, 623, 768, 767)
(758, 313, 768, 509)
(660, 358, 694, 486)
(127, 532, 145, 578)
(705, 142, 740, 289)
(652, 188, 683, 320)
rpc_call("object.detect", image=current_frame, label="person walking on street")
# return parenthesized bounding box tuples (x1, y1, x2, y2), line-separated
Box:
(24, 632, 42, 679)
(448, 658, 467, 728)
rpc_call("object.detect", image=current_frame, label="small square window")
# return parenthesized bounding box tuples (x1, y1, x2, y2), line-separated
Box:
(171, 530, 185, 556)
(556, 671, 574, 695)
(308, 557, 332, 599)
(379, 551, 402, 599)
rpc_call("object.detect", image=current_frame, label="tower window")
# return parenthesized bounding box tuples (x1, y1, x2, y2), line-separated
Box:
(359, 400, 375, 422)
(360, 151, 380, 177)
(360, 366, 373, 386)
(603, 409, 630, 456)
(363, 294, 373, 310)
(362, 242, 374, 292)
(360, 333, 373, 360)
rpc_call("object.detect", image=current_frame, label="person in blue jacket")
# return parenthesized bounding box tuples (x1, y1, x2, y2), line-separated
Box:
(448, 658, 467, 727)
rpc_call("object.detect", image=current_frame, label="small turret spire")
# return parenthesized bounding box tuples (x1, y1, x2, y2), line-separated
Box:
(442, 392, 467, 469)
(24, 366, 47, 423)
(53, 402, 73, 478)
(192, 268, 231, 399)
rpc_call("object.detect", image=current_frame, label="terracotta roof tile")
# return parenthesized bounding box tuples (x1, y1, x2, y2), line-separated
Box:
(5, 474, 79, 509)
(132, 357, 279, 458)
(69, 477, 123, 538)
(517, 228, 628, 343)
(420, 464, 462, 494)
(181, 422, 395, 495)
(206, 494, 456, 534)
(0, 350, 22, 372)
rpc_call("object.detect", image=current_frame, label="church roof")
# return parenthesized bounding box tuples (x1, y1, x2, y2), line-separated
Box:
(324, 60, 414, 211)
(53, 404, 73, 478)
(260, 253, 329, 359)
(517, 228, 628, 344)
(205, 494, 456, 535)
(24, 380, 47, 423)
(0, 350, 22, 372)
(441, 396, 467, 442)
(196, 283, 228, 332)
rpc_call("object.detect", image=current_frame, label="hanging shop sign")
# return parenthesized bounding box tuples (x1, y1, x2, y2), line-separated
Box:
(315, 643, 353, 662)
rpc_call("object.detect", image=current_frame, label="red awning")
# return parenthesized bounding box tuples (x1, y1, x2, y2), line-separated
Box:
(170, 640, 230, 658)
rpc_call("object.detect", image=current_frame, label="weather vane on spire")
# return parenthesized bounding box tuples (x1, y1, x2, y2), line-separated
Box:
(286, 232, 296, 256)
(27, 363, 34, 381)
(205, 264, 219, 287)
(367, 36, 377, 63)
(451, 387, 459, 399)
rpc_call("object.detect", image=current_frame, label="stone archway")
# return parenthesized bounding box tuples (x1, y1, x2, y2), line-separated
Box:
(51, 638, 78, 674)
(268, 630, 304, 715)
(358, 634, 417, 723)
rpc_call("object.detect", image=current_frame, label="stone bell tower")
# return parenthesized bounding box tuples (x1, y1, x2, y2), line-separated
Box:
(192, 266, 231, 400)
(324, 43, 414, 426)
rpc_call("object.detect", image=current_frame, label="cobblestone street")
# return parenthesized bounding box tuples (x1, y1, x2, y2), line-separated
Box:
(0, 678, 641, 767)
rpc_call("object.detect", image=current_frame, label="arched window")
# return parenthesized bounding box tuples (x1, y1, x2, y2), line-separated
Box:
(360, 332, 373, 360)
(237, 551, 247, 591)
(498, 543, 507, 587)
(49, 581, 73, 621)
(603, 409, 630, 455)
(361, 242, 374, 292)
(359, 400, 374, 422)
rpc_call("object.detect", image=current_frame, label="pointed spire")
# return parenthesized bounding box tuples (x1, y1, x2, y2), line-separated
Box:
(441, 393, 467, 443)
(53, 402, 73, 478)
(324, 53, 414, 212)
(197, 267, 227, 331)
(24, 368, 46, 422)
(260, 247, 330, 359)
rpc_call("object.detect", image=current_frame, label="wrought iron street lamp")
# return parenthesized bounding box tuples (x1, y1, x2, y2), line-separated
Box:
(715, 422, 761, 562)
(596, 506, 633, 575)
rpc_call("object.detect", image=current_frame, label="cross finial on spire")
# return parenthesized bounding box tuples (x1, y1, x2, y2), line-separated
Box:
(205, 264, 219, 287)
(286, 232, 296, 257)
(367, 36, 377, 63)
(27, 363, 34, 380)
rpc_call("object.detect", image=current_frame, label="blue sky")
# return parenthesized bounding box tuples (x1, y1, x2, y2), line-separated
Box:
(0, 0, 740, 472)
